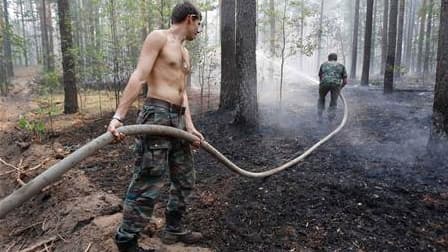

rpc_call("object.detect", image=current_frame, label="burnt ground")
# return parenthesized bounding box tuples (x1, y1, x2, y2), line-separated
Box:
(1, 76, 448, 251)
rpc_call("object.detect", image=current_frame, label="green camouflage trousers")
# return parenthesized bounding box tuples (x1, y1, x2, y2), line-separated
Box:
(116, 103, 195, 242)
(318, 84, 341, 120)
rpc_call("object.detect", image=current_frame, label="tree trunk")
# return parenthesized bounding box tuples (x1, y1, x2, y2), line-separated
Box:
(423, 0, 433, 74)
(300, 0, 305, 69)
(404, 0, 416, 72)
(279, 0, 287, 104)
(317, 0, 324, 70)
(2, 0, 14, 77)
(350, 0, 360, 79)
(19, 0, 28, 66)
(395, 0, 405, 79)
(380, 0, 389, 75)
(0, 1, 7, 95)
(109, 0, 120, 108)
(219, 0, 237, 111)
(384, 0, 398, 93)
(361, 0, 374, 86)
(417, 0, 427, 74)
(47, 1, 54, 70)
(370, 0, 377, 73)
(40, 0, 50, 71)
(269, 0, 275, 57)
(234, 0, 258, 127)
(58, 0, 79, 114)
(428, 0, 448, 156)
(30, 0, 41, 65)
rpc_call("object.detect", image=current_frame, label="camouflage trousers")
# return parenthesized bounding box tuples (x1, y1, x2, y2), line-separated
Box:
(116, 103, 195, 242)
(318, 84, 341, 120)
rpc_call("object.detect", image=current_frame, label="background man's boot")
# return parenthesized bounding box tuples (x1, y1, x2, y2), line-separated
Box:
(162, 210, 203, 244)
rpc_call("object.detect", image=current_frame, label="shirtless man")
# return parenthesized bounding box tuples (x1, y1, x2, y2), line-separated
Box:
(107, 2, 204, 251)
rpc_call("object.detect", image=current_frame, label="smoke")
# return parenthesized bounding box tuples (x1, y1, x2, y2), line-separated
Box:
(256, 49, 433, 168)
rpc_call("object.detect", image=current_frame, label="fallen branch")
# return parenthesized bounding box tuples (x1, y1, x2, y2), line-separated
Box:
(0, 158, 50, 178)
(16, 174, 26, 186)
(84, 242, 92, 252)
(19, 236, 58, 252)
(0, 169, 16, 176)
(11, 221, 44, 236)
(0, 157, 20, 171)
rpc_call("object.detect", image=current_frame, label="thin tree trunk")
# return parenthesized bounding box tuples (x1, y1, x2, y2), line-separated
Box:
(350, 0, 360, 79)
(269, 0, 275, 57)
(58, 0, 78, 113)
(423, 0, 433, 74)
(109, 0, 120, 108)
(47, 2, 54, 70)
(370, 0, 377, 73)
(2, 0, 13, 77)
(417, 0, 427, 74)
(30, 0, 40, 65)
(361, 0, 374, 86)
(404, 0, 415, 72)
(279, 0, 287, 104)
(0, 1, 7, 95)
(317, 0, 324, 70)
(381, 0, 389, 75)
(384, 0, 398, 93)
(40, 0, 50, 70)
(19, 0, 28, 66)
(300, 0, 304, 69)
(395, 0, 405, 79)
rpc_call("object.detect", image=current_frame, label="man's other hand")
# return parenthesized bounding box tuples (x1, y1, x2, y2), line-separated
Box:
(187, 127, 204, 149)
(107, 118, 125, 142)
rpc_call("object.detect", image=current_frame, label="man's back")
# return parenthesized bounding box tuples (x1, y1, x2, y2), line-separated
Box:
(319, 61, 347, 86)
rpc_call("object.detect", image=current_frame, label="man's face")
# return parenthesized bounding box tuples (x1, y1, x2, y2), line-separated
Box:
(186, 15, 202, 41)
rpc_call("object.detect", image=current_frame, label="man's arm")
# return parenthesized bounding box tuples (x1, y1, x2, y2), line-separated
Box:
(318, 65, 323, 81)
(341, 65, 348, 88)
(342, 77, 348, 87)
(107, 30, 166, 138)
(182, 48, 204, 146)
(182, 91, 204, 145)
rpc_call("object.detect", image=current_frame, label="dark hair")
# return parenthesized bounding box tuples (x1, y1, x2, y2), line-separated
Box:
(171, 1, 202, 24)
(328, 53, 338, 61)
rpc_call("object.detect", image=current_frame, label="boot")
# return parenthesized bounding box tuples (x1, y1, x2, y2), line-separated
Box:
(161, 210, 203, 244)
(115, 235, 155, 252)
(162, 229, 203, 244)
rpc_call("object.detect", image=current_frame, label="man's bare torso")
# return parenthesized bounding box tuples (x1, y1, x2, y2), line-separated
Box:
(146, 30, 190, 105)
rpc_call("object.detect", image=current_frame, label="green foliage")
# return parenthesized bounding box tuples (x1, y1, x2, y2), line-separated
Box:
(40, 70, 60, 95)
(18, 115, 46, 140)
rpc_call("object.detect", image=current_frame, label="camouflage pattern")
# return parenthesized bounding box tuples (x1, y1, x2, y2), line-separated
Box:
(318, 61, 347, 120)
(318, 61, 347, 87)
(115, 103, 195, 243)
(318, 85, 341, 120)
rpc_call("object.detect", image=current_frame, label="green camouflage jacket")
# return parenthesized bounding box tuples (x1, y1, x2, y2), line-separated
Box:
(318, 61, 347, 86)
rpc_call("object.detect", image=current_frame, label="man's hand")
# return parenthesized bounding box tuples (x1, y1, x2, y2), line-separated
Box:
(107, 118, 125, 142)
(187, 127, 204, 149)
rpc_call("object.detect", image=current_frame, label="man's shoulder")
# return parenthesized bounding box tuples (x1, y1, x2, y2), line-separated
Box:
(145, 30, 168, 45)
(336, 62, 346, 68)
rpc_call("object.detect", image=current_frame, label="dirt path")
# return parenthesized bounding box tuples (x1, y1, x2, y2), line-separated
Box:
(0, 66, 40, 131)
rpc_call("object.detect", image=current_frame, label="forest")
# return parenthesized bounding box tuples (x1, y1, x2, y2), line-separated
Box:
(0, 0, 447, 251)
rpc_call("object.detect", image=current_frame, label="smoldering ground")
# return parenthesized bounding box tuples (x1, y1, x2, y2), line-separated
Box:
(184, 57, 448, 251)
